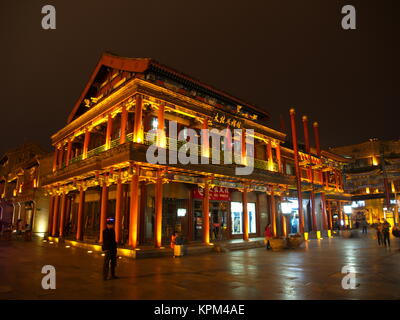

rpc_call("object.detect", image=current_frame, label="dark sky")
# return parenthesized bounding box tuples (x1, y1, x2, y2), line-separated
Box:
(0, 0, 398, 155)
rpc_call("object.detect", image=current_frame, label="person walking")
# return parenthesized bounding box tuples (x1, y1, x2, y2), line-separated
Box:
(382, 219, 391, 248)
(102, 218, 118, 280)
(360, 218, 368, 234)
(170, 231, 177, 249)
(264, 224, 272, 250)
(376, 221, 383, 246)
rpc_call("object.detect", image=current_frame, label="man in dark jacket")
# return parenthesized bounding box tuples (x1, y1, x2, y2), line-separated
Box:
(102, 218, 118, 280)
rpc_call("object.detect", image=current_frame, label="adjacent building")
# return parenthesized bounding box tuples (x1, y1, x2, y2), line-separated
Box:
(330, 139, 400, 227)
(0, 143, 53, 236)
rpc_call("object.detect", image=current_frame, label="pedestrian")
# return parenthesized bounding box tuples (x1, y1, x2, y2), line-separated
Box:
(375, 221, 383, 246)
(170, 231, 177, 249)
(360, 218, 368, 234)
(382, 219, 391, 248)
(102, 218, 118, 280)
(16, 219, 23, 238)
(264, 224, 272, 250)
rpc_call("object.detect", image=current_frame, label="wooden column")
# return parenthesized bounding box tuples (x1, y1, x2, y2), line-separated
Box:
(327, 200, 333, 230)
(105, 113, 113, 150)
(302, 115, 310, 153)
(188, 188, 194, 241)
(133, 95, 143, 143)
(83, 129, 90, 159)
(270, 191, 277, 237)
(310, 170, 317, 231)
(139, 182, 147, 244)
(99, 181, 108, 243)
(337, 201, 343, 228)
(157, 103, 166, 147)
(275, 143, 282, 173)
(76, 188, 85, 240)
(66, 140, 72, 167)
(155, 169, 163, 248)
(47, 196, 55, 235)
(59, 193, 67, 237)
(313, 122, 321, 157)
(241, 130, 247, 165)
(115, 177, 123, 244)
(289, 108, 304, 233)
(65, 196, 72, 231)
(120, 105, 127, 144)
(321, 193, 328, 230)
(256, 193, 261, 236)
(201, 119, 209, 158)
(266, 140, 273, 171)
(129, 167, 139, 248)
(57, 145, 64, 169)
(52, 195, 60, 236)
(203, 179, 210, 244)
(52, 148, 59, 172)
(281, 197, 288, 237)
(242, 187, 249, 241)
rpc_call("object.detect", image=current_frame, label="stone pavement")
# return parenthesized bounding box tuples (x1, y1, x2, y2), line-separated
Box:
(0, 233, 399, 300)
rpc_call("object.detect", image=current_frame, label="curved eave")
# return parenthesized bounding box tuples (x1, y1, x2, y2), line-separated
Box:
(67, 52, 270, 124)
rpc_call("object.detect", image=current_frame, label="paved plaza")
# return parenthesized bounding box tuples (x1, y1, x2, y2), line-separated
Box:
(0, 233, 399, 300)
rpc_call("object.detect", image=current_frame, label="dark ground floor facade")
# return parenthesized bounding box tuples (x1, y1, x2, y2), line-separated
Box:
(45, 174, 348, 248)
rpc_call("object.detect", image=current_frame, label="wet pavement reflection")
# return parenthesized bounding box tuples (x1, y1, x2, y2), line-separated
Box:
(0, 235, 399, 299)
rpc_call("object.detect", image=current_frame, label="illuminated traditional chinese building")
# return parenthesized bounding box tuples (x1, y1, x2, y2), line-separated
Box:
(0, 143, 52, 235)
(330, 139, 400, 227)
(42, 53, 348, 250)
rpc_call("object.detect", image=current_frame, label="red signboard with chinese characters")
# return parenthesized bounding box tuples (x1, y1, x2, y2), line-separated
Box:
(193, 186, 231, 201)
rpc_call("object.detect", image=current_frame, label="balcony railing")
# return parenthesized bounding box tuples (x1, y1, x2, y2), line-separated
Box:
(59, 132, 280, 174)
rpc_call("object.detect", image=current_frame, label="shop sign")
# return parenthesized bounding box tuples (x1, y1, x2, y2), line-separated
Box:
(193, 186, 231, 201)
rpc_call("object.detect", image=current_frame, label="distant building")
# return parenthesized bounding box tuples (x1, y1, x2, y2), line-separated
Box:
(330, 139, 400, 226)
(0, 143, 53, 236)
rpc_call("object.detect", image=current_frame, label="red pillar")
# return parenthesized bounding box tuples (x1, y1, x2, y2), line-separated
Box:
(203, 179, 210, 244)
(83, 129, 90, 159)
(275, 143, 282, 173)
(129, 166, 140, 248)
(154, 169, 163, 247)
(66, 140, 72, 167)
(266, 140, 273, 170)
(120, 105, 128, 144)
(270, 191, 277, 237)
(57, 146, 64, 169)
(105, 113, 113, 149)
(313, 122, 321, 157)
(52, 148, 59, 172)
(201, 119, 209, 158)
(321, 193, 328, 230)
(99, 181, 108, 243)
(47, 196, 55, 235)
(59, 193, 67, 237)
(76, 188, 85, 241)
(52, 195, 60, 236)
(310, 170, 317, 231)
(157, 103, 165, 147)
(289, 108, 304, 233)
(242, 187, 249, 241)
(133, 95, 143, 143)
(115, 177, 123, 244)
(327, 200, 333, 230)
(302, 115, 310, 153)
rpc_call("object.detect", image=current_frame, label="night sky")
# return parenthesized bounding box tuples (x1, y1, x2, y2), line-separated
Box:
(0, 0, 398, 155)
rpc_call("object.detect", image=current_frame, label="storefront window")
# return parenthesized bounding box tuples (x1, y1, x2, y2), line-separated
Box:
(248, 203, 256, 233)
(231, 202, 257, 235)
(231, 202, 243, 234)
